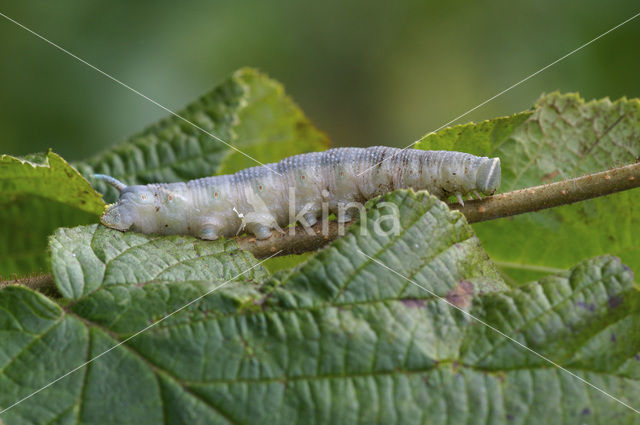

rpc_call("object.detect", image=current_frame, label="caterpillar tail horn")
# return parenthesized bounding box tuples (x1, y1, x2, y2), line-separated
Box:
(93, 174, 127, 192)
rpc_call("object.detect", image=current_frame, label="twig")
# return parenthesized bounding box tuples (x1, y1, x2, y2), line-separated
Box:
(3, 162, 639, 294)
(0, 273, 57, 296)
(238, 221, 350, 258)
(240, 162, 640, 257)
(453, 162, 640, 222)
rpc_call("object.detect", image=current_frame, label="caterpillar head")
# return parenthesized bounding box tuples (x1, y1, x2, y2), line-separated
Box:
(100, 186, 156, 231)
(475, 157, 501, 195)
(94, 175, 155, 232)
(101, 203, 132, 231)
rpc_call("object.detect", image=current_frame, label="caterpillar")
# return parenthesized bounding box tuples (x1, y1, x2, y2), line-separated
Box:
(95, 147, 500, 240)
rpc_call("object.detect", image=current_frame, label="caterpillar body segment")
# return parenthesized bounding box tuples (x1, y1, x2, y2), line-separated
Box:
(96, 147, 501, 240)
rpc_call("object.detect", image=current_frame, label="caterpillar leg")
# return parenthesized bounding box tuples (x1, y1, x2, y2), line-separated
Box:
(243, 211, 277, 240)
(194, 218, 224, 240)
(336, 211, 352, 223)
(199, 225, 220, 240)
(246, 222, 273, 240)
(303, 212, 318, 227)
(335, 201, 364, 223)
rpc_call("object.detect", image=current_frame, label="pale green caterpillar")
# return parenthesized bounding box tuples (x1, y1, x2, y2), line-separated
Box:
(95, 147, 500, 240)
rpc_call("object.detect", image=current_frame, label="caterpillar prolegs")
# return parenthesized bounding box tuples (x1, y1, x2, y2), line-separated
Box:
(96, 147, 501, 240)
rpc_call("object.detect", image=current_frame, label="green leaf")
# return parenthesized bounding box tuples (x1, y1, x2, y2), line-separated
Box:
(262, 252, 313, 274)
(417, 93, 640, 283)
(0, 151, 104, 215)
(0, 190, 505, 423)
(7, 190, 640, 423)
(0, 198, 96, 278)
(0, 151, 105, 277)
(49, 224, 269, 300)
(0, 286, 88, 423)
(215, 68, 330, 175)
(75, 67, 329, 204)
(415, 111, 532, 157)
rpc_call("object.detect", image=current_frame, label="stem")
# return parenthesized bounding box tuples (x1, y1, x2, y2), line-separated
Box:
(240, 162, 640, 257)
(3, 162, 639, 294)
(0, 273, 57, 296)
(453, 162, 640, 222)
(238, 221, 350, 258)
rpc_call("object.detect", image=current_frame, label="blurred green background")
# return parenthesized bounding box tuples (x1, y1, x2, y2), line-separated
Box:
(1, 1, 639, 159)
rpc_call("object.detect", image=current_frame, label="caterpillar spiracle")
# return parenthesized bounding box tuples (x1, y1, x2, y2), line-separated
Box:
(95, 147, 500, 240)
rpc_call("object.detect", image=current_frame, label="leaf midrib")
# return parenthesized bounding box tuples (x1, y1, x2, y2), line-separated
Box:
(68, 312, 239, 425)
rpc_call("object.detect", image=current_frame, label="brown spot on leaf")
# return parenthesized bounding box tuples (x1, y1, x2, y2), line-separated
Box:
(608, 295, 622, 309)
(495, 372, 506, 382)
(576, 301, 595, 312)
(295, 120, 309, 131)
(401, 298, 426, 308)
(446, 280, 474, 310)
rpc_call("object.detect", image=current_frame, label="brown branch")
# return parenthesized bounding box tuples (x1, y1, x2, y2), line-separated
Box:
(4, 162, 639, 295)
(0, 273, 57, 297)
(240, 162, 640, 257)
(452, 162, 640, 222)
(238, 221, 353, 258)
